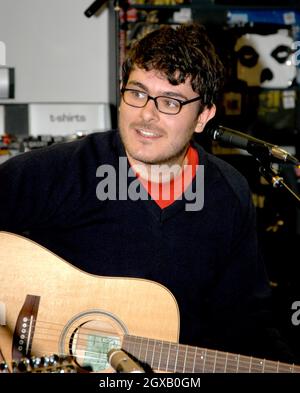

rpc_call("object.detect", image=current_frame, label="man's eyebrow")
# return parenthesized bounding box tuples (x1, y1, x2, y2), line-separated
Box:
(127, 80, 148, 91)
(162, 91, 188, 100)
(126, 80, 188, 100)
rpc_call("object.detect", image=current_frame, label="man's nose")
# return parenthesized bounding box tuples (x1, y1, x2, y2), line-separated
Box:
(140, 97, 160, 119)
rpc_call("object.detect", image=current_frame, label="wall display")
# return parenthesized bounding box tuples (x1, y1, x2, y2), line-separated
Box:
(234, 29, 296, 89)
(208, 21, 300, 145)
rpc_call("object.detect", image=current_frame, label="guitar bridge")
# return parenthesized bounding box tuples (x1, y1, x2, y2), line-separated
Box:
(12, 294, 40, 361)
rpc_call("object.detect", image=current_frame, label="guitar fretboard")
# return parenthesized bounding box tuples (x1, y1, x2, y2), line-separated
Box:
(123, 335, 300, 373)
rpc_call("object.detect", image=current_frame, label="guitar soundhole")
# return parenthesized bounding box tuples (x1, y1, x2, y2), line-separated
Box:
(59, 311, 127, 372)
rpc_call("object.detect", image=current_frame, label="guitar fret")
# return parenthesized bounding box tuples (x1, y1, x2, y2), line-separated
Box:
(192, 347, 197, 373)
(130, 335, 137, 365)
(251, 357, 265, 373)
(182, 345, 188, 373)
(166, 342, 173, 372)
(174, 344, 179, 372)
(137, 336, 143, 364)
(184, 345, 197, 373)
(160, 341, 171, 372)
(177, 345, 195, 373)
(150, 339, 156, 369)
(275, 361, 294, 373)
(157, 340, 163, 371)
(201, 349, 218, 373)
(189, 347, 205, 373)
(129, 335, 148, 364)
(146, 338, 157, 367)
(170, 343, 180, 372)
(236, 354, 240, 372)
(174, 345, 186, 373)
(225, 353, 239, 372)
(190, 346, 205, 373)
(213, 351, 217, 373)
(214, 351, 228, 373)
(140, 336, 148, 364)
(185, 346, 199, 373)
(164, 343, 190, 372)
(224, 352, 228, 372)
(238, 355, 252, 372)
(202, 348, 207, 373)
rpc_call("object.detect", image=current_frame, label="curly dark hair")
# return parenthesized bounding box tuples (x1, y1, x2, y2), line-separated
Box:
(122, 23, 224, 109)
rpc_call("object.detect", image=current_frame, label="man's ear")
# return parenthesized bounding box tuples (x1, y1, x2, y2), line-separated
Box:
(194, 105, 216, 133)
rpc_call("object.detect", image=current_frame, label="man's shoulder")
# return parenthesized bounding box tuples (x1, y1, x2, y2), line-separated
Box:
(78, 129, 119, 147)
(0, 130, 121, 175)
(61, 129, 119, 154)
(195, 144, 252, 204)
(207, 152, 248, 184)
(52, 129, 120, 156)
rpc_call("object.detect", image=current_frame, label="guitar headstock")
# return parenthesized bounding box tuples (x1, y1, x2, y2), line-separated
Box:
(0, 354, 77, 373)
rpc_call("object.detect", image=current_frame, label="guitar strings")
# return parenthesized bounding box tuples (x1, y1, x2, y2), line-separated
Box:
(27, 319, 122, 365)
(19, 319, 295, 372)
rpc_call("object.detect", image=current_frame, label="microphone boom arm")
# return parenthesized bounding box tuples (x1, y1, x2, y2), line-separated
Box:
(207, 125, 300, 207)
(242, 139, 300, 207)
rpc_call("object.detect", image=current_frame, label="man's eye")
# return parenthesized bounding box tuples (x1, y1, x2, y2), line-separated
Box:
(162, 98, 180, 108)
(130, 90, 146, 99)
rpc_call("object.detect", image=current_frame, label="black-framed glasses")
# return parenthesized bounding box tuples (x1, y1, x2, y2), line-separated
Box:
(121, 87, 202, 115)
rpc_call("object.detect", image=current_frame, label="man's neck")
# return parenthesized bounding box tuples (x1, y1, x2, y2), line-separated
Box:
(127, 148, 189, 183)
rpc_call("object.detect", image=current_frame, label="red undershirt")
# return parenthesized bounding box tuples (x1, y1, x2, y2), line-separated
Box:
(134, 145, 199, 209)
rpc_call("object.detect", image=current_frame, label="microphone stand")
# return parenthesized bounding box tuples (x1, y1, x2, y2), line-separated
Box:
(84, 0, 109, 17)
(247, 142, 300, 208)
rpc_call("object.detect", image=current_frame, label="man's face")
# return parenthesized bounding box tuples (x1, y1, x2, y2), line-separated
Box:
(119, 67, 213, 168)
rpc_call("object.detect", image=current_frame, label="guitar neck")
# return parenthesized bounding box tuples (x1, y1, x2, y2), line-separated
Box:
(123, 335, 300, 373)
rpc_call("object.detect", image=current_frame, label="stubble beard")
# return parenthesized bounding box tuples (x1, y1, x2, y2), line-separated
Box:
(119, 124, 192, 167)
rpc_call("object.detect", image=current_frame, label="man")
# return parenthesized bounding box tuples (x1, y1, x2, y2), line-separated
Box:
(0, 23, 294, 366)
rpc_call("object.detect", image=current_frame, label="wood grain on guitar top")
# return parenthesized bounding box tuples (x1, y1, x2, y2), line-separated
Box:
(0, 231, 179, 372)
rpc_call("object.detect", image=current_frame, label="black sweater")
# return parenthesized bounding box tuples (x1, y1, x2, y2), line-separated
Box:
(0, 130, 289, 361)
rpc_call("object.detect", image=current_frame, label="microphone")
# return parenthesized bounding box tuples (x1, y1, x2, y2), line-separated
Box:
(207, 125, 300, 166)
(108, 349, 145, 373)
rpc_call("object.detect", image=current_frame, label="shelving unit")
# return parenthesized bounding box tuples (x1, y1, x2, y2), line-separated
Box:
(109, 1, 300, 119)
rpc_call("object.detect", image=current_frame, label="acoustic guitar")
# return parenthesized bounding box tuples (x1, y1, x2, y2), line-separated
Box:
(0, 232, 299, 373)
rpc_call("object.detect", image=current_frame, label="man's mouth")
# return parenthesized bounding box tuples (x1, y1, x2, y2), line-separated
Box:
(135, 128, 161, 138)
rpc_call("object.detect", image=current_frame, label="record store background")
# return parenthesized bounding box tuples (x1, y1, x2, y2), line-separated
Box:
(0, 0, 300, 362)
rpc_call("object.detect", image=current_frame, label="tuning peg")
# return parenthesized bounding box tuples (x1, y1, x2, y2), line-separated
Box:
(49, 354, 60, 365)
(29, 356, 42, 369)
(41, 355, 50, 368)
(0, 361, 9, 373)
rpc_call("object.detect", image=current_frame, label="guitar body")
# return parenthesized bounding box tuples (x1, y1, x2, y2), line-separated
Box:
(0, 231, 179, 372)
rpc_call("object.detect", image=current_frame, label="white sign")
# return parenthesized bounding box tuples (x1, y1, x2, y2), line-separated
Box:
(28, 103, 111, 136)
